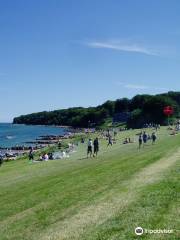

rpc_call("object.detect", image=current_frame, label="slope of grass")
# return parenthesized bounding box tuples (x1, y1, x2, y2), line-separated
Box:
(0, 128, 179, 240)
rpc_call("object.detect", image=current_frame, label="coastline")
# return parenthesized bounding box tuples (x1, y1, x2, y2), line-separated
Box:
(12, 123, 71, 129)
(0, 126, 85, 162)
(0, 123, 70, 150)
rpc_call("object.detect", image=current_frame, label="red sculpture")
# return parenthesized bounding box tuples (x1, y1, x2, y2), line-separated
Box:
(163, 106, 174, 116)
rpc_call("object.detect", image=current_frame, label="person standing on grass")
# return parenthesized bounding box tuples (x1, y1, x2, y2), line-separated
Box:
(152, 132, 157, 144)
(87, 139, 93, 158)
(107, 135, 113, 146)
(138, 134, 143, 149)
(114, 130, 117, 139)
(0, 156, 3, 167)
(28, 147, 34, 163)
(93, 137, 99, 157)
(143, 131, 147, 147)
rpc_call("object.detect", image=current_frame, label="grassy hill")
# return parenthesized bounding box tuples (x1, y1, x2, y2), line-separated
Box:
(0, 128, 179, 240)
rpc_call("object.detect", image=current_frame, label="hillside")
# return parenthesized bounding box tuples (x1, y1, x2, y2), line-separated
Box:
(0, 128, 179, 239)
(13, 91, 180, 128)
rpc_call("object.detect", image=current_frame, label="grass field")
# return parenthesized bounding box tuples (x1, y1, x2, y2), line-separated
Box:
(0, 128, 179, 240)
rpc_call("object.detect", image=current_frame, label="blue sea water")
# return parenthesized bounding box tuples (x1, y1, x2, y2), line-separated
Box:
(0, 123, 67, 148)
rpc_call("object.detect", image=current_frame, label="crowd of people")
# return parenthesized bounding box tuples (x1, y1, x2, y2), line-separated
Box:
(8, 126, 161, 165)
(28, 146, 72, 163)
(138, 131, 157, 149)
(2, 121, 180, 167)
(143, 123, 161, 131)
(85, 127, 158, 158)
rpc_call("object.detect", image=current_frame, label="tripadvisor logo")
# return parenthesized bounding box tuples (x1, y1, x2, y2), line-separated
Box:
(135, 226, 174, 236)
(135, 227, 144, 236)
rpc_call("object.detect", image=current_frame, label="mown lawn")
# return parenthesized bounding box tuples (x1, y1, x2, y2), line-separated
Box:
(0, 128, 179, 240)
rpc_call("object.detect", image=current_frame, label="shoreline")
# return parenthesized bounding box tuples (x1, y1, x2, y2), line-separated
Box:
(0, 132, 77, 157)
(0, 123, 72, 149)
(0, 123, 95, 153)
(12, 123, 71, 128)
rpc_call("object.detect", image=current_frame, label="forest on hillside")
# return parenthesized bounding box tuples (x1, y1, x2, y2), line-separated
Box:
(13, 91, 180, 128)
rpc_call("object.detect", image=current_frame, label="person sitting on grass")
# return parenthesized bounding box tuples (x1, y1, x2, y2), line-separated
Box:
(48, 152, 53, 160)
(93, 137, 99, 157)
(87, 139, 93, 158)
(123, 138, 129, 144)
(43, 153, 49, 161)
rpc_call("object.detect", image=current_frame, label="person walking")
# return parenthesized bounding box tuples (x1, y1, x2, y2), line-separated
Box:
(143, 131, 147, 147)
(107, 135, 113, 146)
(152, 132, 157, 144)
(87, 139, 93, 158)
(93, 137, 99, 157)
(28, 148, 34, 163)
(138, 134, 143, 149)
(0, 156, 3, 167)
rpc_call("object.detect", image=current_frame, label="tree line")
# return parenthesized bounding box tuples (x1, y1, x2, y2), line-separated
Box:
(13, 91, 180, 128)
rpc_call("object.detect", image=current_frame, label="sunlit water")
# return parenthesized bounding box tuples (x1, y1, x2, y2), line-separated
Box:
(0, 123, 67, 148)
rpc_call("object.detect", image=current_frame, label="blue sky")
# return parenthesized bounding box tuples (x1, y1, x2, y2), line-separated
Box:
(0, 0, 179, 122)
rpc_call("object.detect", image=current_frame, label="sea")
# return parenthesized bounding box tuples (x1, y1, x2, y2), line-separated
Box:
(0, 123, 68, 148)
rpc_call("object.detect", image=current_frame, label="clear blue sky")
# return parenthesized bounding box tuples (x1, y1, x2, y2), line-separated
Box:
(0, 0, 179, 122)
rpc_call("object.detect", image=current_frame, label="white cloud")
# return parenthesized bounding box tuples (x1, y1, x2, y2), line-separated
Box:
(85, 40, 159, 56)
(125, 84, 149, 90)
(116, 81, 169, 91)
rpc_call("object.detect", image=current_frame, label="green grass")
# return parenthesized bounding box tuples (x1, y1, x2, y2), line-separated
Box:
(98, 118, 126, 129)
(0, 128, 179, 240)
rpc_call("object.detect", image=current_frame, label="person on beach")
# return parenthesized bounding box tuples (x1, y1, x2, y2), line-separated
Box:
(152, 132, 157, 144)
(93, 137, 99, 157)
(28, 148, 34, 163)
(139, 134, 143, 149)
(87, 139, 93, 158)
